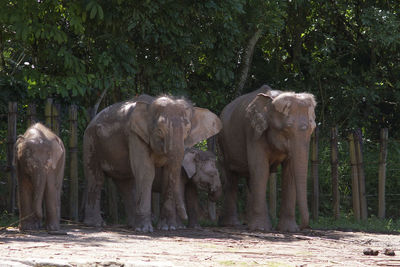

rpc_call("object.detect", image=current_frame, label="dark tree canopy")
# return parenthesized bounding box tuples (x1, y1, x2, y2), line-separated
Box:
(1, 0, 399, 138)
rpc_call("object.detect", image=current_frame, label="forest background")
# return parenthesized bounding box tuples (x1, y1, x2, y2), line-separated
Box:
(1, 0, 400, 224)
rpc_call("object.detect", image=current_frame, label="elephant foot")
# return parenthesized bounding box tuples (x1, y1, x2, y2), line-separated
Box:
(187, 223, 202, 229)
(19, 220, 41, 231)
(157, 218, 185, 231)
(83, 216, 105, 227)
(218, 215, 241, 227)
(248, 217, 272, 232)
(135, 215, 153, 233)
(46, 223, 60, 232)
(277, 219, 299, 232)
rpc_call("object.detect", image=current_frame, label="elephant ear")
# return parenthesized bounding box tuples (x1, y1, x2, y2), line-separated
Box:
(184, 108, 222, 148)
(130, 101, 150, 144)
(182, 149, 197, 179)
(245, 93, 273, 139)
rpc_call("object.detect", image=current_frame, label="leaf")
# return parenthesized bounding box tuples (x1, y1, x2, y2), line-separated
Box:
(97, 5, 104, 20)
(90, 5, 97, 19)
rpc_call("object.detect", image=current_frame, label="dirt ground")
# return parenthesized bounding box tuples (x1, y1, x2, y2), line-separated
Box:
(0, 224, 400, 267)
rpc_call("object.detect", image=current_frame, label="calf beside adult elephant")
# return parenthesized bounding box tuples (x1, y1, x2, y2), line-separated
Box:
(153, 147, 222, 228)
(218, 85, 316, 232)
(14, 123, 65, 231)
(83, 94, 222, 232)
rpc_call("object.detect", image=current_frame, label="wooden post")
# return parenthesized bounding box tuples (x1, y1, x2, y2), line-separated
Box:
(106, 178, 119, 224)
(269, 172, 277, 220)
(348, 133, 360, 221)
(330, 127, 340, 219)
(207, 136, 217, 222)
(27, 103, 37, 127)
(354, 129, 367, 220)
(69, 105, 79, 221)
(311, 127, 319, 220)
(378, 128, 388, 219)
(7, 102, 17, 214)
(45, 98, 53, 129)
(52, 103, 60, 136)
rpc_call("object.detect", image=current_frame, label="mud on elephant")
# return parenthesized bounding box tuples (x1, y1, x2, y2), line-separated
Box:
(218, 85, 316, 232)
(153, 147, 222, 228)
(83, 94, 222, 232)
(14, 123, 65, 231)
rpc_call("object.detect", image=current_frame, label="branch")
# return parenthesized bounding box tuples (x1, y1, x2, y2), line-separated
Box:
(91, 87, 108, 118)
(234, 28, 263, 97)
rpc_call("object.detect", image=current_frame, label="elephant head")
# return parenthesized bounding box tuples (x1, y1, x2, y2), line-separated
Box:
(130, 95, 222, 222)
(182, 148, 222, 201)
(246, 87, 316, 229)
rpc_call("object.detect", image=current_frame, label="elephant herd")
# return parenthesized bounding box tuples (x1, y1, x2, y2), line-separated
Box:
(13, 85, 316, 233)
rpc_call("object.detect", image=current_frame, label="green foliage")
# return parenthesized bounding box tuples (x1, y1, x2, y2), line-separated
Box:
(312, 215, 400, 233)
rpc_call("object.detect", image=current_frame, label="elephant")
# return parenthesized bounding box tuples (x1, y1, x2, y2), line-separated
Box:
(83, 94, 222, 232)
(14, 123, 65, 231)
(152, 147, 222, 228)
(218, 85, 316, 232)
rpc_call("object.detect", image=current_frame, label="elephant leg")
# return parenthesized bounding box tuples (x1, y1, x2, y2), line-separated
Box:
(18, 173, 40, 230)
(83, 160, 105, 227)
(246, 143, 271, 231)
(277, 160, 299, 232)
(219, 167, 241, 227)
(114, 178, 136, 228)
(129, 135, 154, 232)
(44, 173, 60, 231)
(185, 182, 200, 229)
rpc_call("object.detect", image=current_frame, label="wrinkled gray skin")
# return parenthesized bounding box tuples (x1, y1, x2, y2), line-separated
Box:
(14, 123, 65, 231)
(83, 94, 222, 232)
(153, 148, 222, 228)
(218, 85, 316, 232)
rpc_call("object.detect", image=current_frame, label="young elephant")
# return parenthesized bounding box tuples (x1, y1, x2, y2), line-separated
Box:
(152, 148, 222, 228)
(14, 123, 65, 231)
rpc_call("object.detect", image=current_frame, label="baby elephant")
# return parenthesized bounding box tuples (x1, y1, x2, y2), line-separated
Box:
(153, 148, 222, 228)
(14, 123, 65, 231)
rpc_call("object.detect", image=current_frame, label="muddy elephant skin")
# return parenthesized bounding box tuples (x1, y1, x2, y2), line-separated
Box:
(83, 94, 222, 232)
(153, 148, 222, 228)
(14, 123, 65, 231)
(218, 85, 316, 232)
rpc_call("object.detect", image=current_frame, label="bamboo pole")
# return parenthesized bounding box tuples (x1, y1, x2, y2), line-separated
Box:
(311, 127, 319, 220)
(348, 133, 360, 221)
(354, 129, 367, 220)
(52, 103, 60, 136)
(45, 98, 53, 129)
(27, 103, 37, 127)
(7, 102, 17, 214)
(269, 172, 277, 220)
(69, 105, 79, 221)
(378, 128, 388, 219)
(330, 127, 340, 219)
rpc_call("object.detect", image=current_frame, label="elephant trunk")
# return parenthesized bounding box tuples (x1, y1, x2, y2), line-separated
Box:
(166, 121, 188, 221)
(291, 137, 310, 229)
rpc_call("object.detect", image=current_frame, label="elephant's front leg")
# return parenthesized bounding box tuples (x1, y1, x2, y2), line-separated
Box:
(129, 135, 155, 232)
(114, 178, 136, 228)
(277, 160, 299, 232)
(246, 142, 271, 231)
(185, 182, 200, 228)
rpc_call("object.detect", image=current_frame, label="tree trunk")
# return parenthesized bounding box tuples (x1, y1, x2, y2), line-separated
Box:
(234, 28, 263, 97)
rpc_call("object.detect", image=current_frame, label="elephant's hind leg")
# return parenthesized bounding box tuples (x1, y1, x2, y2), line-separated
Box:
(18, 174, 41, 230)
(83, 160, 106, 227)
(219, 169, 241, 227)
(44, 174, 60, 231)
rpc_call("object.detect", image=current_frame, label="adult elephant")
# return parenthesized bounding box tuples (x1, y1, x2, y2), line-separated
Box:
(83, 94, 222, 232)
(218, 85, 316, 232)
